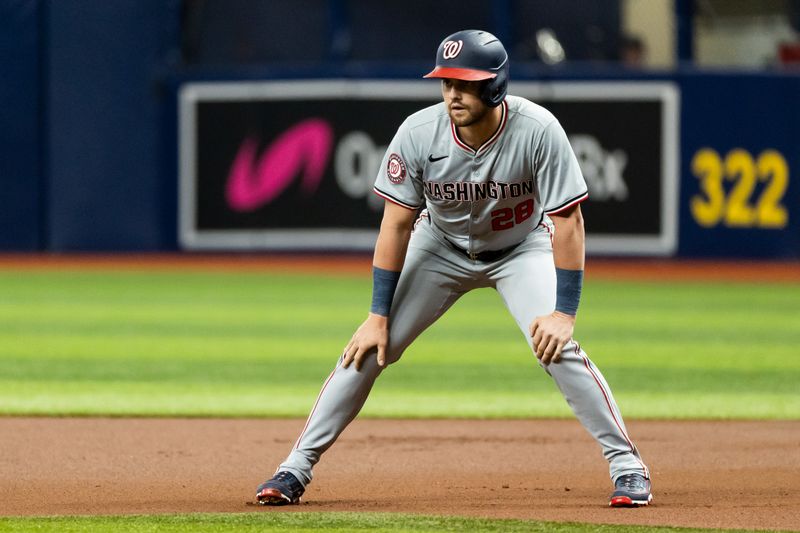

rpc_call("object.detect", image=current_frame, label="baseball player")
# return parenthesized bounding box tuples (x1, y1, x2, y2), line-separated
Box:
(257, 29, 652, 508)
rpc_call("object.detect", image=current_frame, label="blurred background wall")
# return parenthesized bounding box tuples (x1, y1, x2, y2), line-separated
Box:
(1, 0, 798, 257)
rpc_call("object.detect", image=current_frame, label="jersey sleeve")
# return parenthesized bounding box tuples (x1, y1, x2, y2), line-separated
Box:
(535, 119, 589, 215)
(373, 119, 425, 210)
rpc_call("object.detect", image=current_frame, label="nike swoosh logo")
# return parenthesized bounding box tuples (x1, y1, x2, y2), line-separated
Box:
(428, 154, 449, 162)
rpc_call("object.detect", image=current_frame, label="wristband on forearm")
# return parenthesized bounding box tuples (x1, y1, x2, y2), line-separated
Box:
(370, 266, 401, 316)
(555, 268, 583, 316)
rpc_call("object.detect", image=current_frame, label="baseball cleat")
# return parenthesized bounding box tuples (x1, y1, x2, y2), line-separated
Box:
(609, 473, 652, 507)
(256, 471, 305, 505)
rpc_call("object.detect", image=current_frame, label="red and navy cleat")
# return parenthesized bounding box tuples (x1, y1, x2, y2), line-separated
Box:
(609, 474, 652, 507)
(256, 471, 305, 505)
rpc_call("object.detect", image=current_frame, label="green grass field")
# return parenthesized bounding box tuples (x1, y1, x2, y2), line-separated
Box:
(0, 512, 785, 533)
(1, 267, 798, 532)
(0, 269, 797, 419)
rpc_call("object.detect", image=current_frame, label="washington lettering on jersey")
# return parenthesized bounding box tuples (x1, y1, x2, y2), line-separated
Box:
(424, 178, 534, 202)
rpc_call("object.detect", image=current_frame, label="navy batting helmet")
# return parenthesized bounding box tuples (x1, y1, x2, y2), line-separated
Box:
(424, 29, 509, 107)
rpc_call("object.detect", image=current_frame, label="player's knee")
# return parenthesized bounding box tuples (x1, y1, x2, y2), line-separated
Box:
(558, 340, 582, 361)
(383, 345, 405, 366)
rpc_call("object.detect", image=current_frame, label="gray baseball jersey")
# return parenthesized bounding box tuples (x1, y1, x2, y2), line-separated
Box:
(373, 96, 588, 253)
(271, 94, 649, 497)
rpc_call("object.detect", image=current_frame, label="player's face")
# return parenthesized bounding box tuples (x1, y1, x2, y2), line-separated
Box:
(441, 79, 491, 127)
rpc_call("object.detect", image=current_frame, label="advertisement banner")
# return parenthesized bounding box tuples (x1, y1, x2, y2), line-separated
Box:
(179, 81, 679, 255)
(679, 74, 799, 258)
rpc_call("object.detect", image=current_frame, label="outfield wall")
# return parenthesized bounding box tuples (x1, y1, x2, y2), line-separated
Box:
(0, 2, 42, 250)
(0, 3, 798, 258)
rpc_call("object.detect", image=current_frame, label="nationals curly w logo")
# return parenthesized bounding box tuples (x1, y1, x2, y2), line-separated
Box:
(442, 40, 463, 59)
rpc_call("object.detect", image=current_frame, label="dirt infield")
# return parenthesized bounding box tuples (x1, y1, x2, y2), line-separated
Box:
(1, 253, 799, 282)
(1, 418, 798, 530)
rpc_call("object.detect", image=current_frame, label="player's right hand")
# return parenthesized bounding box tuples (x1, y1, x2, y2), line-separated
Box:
(342, 313, 390, 370)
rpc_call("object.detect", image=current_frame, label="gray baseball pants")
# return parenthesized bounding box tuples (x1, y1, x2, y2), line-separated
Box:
(277, 217, 649, 486)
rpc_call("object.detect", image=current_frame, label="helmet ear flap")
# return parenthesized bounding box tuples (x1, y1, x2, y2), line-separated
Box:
(480, 67, 508, 107)
(479, 80, 493, 106)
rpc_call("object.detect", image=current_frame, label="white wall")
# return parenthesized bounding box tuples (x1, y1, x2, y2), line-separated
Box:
(622, 0, 675, 68)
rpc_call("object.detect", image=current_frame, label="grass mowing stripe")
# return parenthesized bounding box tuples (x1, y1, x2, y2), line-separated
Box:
(0, 512, 784, 532)
(0, 270, 797, 419)
(0, 381, 796, 418)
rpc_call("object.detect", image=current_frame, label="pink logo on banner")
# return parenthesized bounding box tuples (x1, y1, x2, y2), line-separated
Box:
(226, 119, 333, 212)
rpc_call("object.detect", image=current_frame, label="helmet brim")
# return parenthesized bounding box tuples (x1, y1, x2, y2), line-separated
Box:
(423, 67, 497, 81)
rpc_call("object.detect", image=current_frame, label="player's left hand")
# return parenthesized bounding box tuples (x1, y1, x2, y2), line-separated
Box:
(342, 313, 390, 370)
(529, 311, 575, 365)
